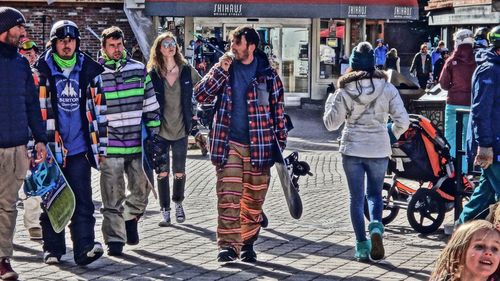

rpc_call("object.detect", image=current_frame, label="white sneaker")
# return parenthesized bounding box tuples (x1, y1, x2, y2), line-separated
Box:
(175, 203, 185, 223)
(159, 209, 171, 227)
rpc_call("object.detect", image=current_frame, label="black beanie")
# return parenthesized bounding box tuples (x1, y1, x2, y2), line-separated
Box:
(0, 7, 26, 34)
(349, 42, 375, 72)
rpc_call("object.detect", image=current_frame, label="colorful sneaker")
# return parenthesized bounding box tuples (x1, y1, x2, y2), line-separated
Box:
(175, 203, 185, 223)
(240, 244, 257, 263)
(74, 242, 104, 266)
(354, 240, 371, 262)
(217, 247, 238, 263)
(159, 209, 171, 227)
(369, 220, 385, 261)
(0, 258, 18, 280)
(125, 218, 139, 245)
(43, 252, 61, 265)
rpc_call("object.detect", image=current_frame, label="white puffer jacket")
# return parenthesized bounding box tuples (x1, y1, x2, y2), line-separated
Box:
(323, 70, 409, 158)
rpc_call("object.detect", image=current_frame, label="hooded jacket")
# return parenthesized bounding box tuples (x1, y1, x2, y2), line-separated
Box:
(0, 41, 47, 148)
(467, 48, 500, 162)
(439, 44, 476, 106)
(323, 70, 410, 158)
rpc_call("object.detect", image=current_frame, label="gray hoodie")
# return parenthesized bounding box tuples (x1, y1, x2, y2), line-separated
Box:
(323, 70, 409, 158)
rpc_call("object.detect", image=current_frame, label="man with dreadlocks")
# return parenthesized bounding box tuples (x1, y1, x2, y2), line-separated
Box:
(323, 41, 409, 262)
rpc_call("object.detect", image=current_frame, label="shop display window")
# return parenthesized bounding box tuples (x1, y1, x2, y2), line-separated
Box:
(319, 19, 345, 79)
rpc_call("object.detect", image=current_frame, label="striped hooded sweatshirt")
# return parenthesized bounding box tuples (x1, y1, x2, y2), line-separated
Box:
(98, 53, 161, 157)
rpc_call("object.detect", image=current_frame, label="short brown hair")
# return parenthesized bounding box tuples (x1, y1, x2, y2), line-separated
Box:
(101, 26, 124, 47)
(230, 25, 260, 49)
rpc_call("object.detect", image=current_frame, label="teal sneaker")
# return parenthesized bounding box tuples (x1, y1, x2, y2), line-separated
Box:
(354, 239, 371, 262)
(369, 220, 385, 261)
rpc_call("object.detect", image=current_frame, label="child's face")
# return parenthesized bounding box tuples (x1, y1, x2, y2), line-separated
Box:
(464, 230, 500, 279)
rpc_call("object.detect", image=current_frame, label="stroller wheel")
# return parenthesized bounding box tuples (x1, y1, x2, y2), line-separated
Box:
(364, 183, 400, 225)
(407, 188, 445, 234)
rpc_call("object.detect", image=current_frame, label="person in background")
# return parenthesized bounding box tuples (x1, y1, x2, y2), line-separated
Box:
(431, 40, 445, 69)
(0, 7, 47, 280)
(194, 25, 287, 263)
(374, 39, 387, 70)
(18, 37, 43, 241)
(430, 220, 500, 281)
(147, 32, 201, 227)
(439, 29, 476, 174)
(433, 48, 449, 83)
(458, 25, 500, 224)
(35, 20, 107, 266)
(97, 26, 161, 256)
(384, 48, 400, 73)
(410, 43, 433, 89)
(323, 42, 409, 262)
(474, 27, 490, 50)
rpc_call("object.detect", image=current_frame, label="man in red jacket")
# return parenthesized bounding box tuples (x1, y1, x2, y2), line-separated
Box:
(439, 29, 476, 173)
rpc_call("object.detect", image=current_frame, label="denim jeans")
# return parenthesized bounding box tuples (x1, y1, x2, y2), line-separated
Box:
(41, 153, 96, 257)
(459, 162, 500, 223)
(342, 155, 389, 242)
(158, 136, 188, 174)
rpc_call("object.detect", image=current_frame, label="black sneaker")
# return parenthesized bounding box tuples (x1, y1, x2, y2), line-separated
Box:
(125, 218, 139, 245)
(217, 247, 238, 263)
(43, 252, 61, 265)
(107, 242, 124, 256)
(74, 242, 104, 266)
(241, 244, 257, 263)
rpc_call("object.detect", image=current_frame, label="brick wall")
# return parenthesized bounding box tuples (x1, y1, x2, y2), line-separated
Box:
(5, 2, 137, 58)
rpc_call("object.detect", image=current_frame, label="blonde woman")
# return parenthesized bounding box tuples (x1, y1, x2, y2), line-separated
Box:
(147, 32, 201, 226)
(431, 220, 500, 281)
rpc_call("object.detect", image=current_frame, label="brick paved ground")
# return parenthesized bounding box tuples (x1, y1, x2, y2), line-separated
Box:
(11, 107, 453, 280)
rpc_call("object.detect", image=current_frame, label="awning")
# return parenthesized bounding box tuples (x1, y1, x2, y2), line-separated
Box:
(144, 0, 419, 20)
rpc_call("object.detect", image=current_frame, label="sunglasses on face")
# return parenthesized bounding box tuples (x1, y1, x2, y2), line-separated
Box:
(20, 40, 37, 51)
(162, 40, 177, 48)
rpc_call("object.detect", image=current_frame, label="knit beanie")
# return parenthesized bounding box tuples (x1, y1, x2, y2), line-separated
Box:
(349, 42, 375, 72)
(454, 29, 474, 46)
(0, 7, 25, 34)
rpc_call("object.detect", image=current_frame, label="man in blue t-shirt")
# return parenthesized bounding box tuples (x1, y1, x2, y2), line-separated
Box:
(194, 26, 287, 263)
(35, 20, 107, 266)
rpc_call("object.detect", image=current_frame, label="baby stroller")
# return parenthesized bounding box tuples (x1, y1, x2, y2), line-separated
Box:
(364, 114, 476, 234)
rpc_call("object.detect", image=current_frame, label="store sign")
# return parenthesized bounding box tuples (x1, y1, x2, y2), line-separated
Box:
(213, 3, 243, 17)
(347, 5, 367, 18)
(393, 6, 414, 19)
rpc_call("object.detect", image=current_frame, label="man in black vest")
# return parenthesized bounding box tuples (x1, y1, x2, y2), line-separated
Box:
(0, 7, 47, 280)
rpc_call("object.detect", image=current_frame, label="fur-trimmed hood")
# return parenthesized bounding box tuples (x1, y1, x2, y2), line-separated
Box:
(337, 70, 389, 107)
(337, 70, 387, 89)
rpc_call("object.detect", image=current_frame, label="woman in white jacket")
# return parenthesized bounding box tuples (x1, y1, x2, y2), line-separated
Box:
(323, 42, 409, 262)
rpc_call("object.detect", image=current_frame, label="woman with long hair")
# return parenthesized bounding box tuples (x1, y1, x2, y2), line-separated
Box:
(431, 220, 500, 281)
(323, 42, 409, 262)
(147, 32, 201, 226)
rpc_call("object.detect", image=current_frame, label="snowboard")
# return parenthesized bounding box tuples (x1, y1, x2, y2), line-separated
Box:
(273, 138, 303, 219)
(24, 144, 75, 233)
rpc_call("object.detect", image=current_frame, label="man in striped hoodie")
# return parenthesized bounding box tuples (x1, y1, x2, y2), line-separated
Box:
(98, 26, 161, 256)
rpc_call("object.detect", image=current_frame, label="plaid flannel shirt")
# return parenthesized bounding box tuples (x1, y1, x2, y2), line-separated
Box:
(194, 55, 287, 169)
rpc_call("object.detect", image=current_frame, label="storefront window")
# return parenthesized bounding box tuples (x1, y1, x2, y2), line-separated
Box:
(319, 19, 345, 79)
(193, 21, 310, 94)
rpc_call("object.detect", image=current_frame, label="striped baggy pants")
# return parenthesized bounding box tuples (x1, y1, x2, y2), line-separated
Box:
(216, 141, 270, 254)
